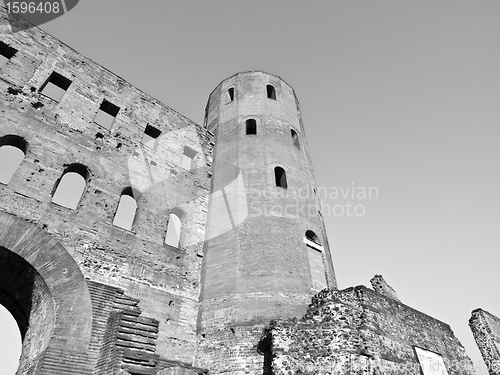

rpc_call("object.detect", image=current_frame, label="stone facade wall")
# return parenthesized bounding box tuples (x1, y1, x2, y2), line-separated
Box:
(470, 309, 500, 375)
(263, 286, 475, 375)
(0, 8, 211, 373)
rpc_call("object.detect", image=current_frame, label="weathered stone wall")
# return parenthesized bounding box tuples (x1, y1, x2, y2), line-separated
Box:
(264, 286, 475, 374)
(470, 309, 500, 374)
(0, 8, 211, 373)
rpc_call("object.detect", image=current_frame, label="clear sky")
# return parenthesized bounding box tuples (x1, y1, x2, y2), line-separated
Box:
(1, 1, 499, 374)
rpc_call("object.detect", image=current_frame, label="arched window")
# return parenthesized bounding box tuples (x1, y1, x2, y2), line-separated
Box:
(274, 166, 287, 189)
(246, 119, 257, 135)
(0, 135, 28, 185)
(304, 230, 326, 291)
(52, 163, 89, 209)
(305, 230, 321, 247)
(113, 187, 137, 231)
(226, 87, 235, 103)
(266, 84, 276, 100)
(165, 208, 183, 248)
(291, 129, 300, 148)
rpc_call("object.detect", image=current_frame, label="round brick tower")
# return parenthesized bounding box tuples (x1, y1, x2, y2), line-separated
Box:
(197, 71, 337, 373)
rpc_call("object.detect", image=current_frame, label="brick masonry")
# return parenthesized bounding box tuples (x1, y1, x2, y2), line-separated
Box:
(0, 8, 210, 375)
(197, 71, 337, 374)
(0, 6, 483, 375)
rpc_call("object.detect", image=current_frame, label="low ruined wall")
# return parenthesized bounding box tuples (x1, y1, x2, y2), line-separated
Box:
(264, 286, 475, 374)
(470, 309, 500, 375)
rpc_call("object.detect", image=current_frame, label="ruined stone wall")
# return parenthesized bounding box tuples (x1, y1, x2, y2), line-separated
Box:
(264, 286, 475, 375)
(0, 8, 212, 373)
(470, 309, 500, 374)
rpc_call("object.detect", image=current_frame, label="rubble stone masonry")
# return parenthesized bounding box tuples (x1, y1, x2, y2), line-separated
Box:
(470, 309, 500, 375)
(263, 286, 475, 374)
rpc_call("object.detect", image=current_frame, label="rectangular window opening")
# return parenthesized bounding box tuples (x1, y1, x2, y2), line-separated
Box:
(181, 146, 197, 171)
(0, 41, 18, 68)
(142, 124, 162, 147)
(94, 99, 120, 130)
(39, 71, 72, 103)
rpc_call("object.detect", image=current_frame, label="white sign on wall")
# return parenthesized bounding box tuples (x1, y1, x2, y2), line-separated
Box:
(414, 347, 449, 375)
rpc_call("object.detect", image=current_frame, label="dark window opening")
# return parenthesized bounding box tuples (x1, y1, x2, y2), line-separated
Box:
(291, 129, 300, 148)
(274, 167, 287, 189)
(142, 124, 161, 145)
(0, 41, 18, 67)
(39, 72, 72, 102)
(246, 119, 257, 135)
(94, 100, 120, 130)
(41, 72, 71, 91)
(305, 230, 321, 245)
(99, 99, 120, 117)
(0, 134, 28, 152)
(63, 163, 90, 180)
(226, 87, 235, 103)
(266, 84, 276, 100)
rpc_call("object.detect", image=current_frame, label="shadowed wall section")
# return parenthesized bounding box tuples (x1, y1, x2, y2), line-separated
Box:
(0, 211, 93, 374)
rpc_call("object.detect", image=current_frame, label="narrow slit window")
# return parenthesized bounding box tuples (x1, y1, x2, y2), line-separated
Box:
(274, 166, 287, 189)
(142, 124, 161, 147)
(113, 187, 137, 231)
(305, 231, 326, 291)
(246, 119, 257, 135)
(266, 84, 276, 100)
(226, 87, 235, 103)
(181, 146, 197, 171)
(291, 129, 300, 148)
(0, 41, 18, 68)
(51, 163, 89, 210)
(39, 71, 72, 103)
(165, 209, 183, 248)
(94, 100, 120, 131)
(0, 135, 28, 185)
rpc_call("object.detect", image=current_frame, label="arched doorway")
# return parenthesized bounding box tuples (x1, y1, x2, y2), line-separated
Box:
(0, 246, 55, 373)
(0, 211, 93, 374)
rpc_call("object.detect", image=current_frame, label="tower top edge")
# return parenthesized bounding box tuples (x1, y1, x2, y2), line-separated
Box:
(207, 71, 296, 98)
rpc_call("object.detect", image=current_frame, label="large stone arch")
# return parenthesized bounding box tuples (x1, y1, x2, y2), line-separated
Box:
(0, 211, 93, 374)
